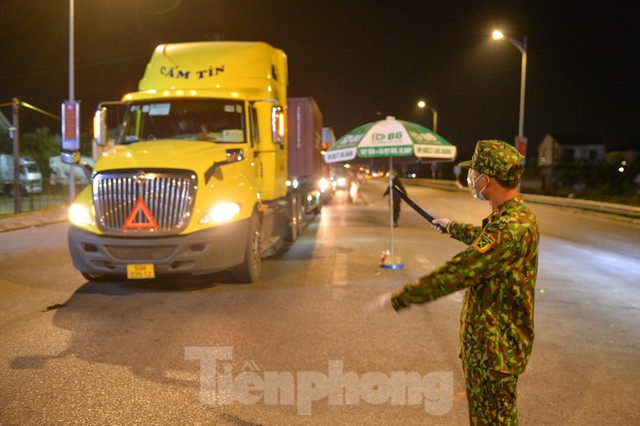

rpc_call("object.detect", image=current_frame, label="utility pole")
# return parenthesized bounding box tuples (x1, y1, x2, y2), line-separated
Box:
(11, 98, 21, 213)
(68, 0, 76, 202)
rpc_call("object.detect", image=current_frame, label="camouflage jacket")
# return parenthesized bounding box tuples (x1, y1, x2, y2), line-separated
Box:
(391, 196, 539, 374)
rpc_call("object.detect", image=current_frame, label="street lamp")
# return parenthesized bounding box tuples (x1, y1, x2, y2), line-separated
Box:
(417, 100, 438, 133)
(417, 100, 440, 179)
(492, 30, 528, 159)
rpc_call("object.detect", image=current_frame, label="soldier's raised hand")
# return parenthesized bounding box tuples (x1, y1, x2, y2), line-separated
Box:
(431, 218, 451, 234)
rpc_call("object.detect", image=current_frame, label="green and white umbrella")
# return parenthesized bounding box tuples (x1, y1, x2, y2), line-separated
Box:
(324, 116, 456, 163)
(325, 116, 457, 269)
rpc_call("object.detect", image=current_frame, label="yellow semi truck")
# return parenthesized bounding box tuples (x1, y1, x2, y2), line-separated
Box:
(65, 42, 321, 283)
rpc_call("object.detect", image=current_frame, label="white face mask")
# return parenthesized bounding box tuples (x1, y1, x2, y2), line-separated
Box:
(467, 170, 488, 201)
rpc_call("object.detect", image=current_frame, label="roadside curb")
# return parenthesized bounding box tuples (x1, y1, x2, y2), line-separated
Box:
(407, 178, 640, 223)
(0, 206, 68, 233)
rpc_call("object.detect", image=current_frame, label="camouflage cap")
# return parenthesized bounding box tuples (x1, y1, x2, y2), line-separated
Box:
(458, 140, 524, 182)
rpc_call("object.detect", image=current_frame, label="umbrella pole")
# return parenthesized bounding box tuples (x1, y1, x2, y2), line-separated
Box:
(389, 157, 394, 256)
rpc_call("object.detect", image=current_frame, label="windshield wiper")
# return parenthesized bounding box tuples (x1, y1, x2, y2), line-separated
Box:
(196, 134, 220, 142)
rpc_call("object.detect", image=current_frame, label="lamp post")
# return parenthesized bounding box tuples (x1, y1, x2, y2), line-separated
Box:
(417, 100, 440, 179)
(491, 30, 528, 158)
(416, 100, 438, 133)
(68, 0, 76, 201)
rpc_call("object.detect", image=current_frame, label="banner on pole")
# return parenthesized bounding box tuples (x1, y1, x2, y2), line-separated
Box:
(515, 135, 527, 156)
(62, 101, 80, 151)
(515, 135, 527, 165)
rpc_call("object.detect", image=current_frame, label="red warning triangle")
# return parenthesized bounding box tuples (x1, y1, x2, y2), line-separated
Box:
(123, 196, 159, 231)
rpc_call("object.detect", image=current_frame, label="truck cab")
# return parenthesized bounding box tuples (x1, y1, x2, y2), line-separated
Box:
(66, 42, 299, 283)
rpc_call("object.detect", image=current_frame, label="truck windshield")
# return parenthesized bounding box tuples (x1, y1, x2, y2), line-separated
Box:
(120, 99, 246, 144)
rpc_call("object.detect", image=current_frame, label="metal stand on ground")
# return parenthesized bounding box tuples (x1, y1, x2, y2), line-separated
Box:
(380, 157, 403, 270)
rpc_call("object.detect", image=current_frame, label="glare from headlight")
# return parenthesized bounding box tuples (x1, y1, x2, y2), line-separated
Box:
(286, 179, 300, 189)
(200, 202, 241, 224)
(69, 203, 92, 227)
(318, 177, 329, 192)
(337, 177, 346, 186)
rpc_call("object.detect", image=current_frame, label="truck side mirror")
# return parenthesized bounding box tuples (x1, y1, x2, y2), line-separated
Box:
(93, 101, 128, 147)
(93, 107, 108, 146)
(61, 151, 93, 181)
(61, 151, 81, 165)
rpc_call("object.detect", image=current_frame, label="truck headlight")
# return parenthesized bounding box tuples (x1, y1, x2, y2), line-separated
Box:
(69, 203, 93, 227)
(199, 202, 241, 224)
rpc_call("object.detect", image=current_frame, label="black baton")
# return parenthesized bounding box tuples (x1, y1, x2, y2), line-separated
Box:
(392, 183, 448, 233)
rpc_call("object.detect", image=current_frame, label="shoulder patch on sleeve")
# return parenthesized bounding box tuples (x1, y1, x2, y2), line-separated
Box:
(472, 232, 497, 253)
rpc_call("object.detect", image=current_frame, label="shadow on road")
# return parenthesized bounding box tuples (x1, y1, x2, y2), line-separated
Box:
(9, 272, 248, 388)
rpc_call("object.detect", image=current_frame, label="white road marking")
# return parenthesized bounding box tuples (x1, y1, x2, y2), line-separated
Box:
(333, 252, 348, 286)
(414, 254, 436, 273)
(413, 254, 464, 302)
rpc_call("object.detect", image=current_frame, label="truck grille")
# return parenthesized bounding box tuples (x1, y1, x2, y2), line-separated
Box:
(93, 170, 197, 236)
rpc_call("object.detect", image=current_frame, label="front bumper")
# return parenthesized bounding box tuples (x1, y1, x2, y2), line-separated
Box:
(68, 219, 249, 277)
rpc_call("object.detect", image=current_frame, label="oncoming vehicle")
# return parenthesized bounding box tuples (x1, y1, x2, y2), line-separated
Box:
(331, 168, 354, 191)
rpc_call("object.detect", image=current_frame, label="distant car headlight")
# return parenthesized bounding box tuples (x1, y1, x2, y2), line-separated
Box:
(69, 203, 93, 227)
(318, 177, 329, 192)
(286, 178, 300, 189)
(199, 202, 241, 224)
(337, 177, 346, 187)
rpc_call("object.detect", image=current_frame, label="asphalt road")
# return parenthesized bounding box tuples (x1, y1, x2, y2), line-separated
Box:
(0, 180, 638, 425)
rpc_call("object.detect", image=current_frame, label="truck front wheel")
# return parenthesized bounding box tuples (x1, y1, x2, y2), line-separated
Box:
(232, 212, 261, 283)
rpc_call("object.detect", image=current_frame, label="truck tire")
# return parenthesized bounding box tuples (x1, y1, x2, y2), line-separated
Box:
(232, 212, 261, 283)
(286, 195, 303, 242)
(286, 195, 299, 242)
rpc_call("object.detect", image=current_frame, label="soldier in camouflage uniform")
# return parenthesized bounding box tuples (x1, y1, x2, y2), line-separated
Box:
(368, 140, 539, 425)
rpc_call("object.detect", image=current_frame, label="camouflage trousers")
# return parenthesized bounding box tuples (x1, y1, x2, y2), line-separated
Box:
(463, 363, 518, 425)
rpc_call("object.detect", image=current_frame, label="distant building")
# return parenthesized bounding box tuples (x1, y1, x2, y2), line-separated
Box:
(537, 133, 606, 191)
(606, 145, 640, 166)
(538, 133, 605, 167)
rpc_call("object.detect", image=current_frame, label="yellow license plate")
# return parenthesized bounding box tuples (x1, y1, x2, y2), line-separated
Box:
(126, 264, 155, 279)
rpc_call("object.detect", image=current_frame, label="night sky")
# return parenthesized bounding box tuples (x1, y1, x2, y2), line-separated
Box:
(1, 0, 638, 161)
